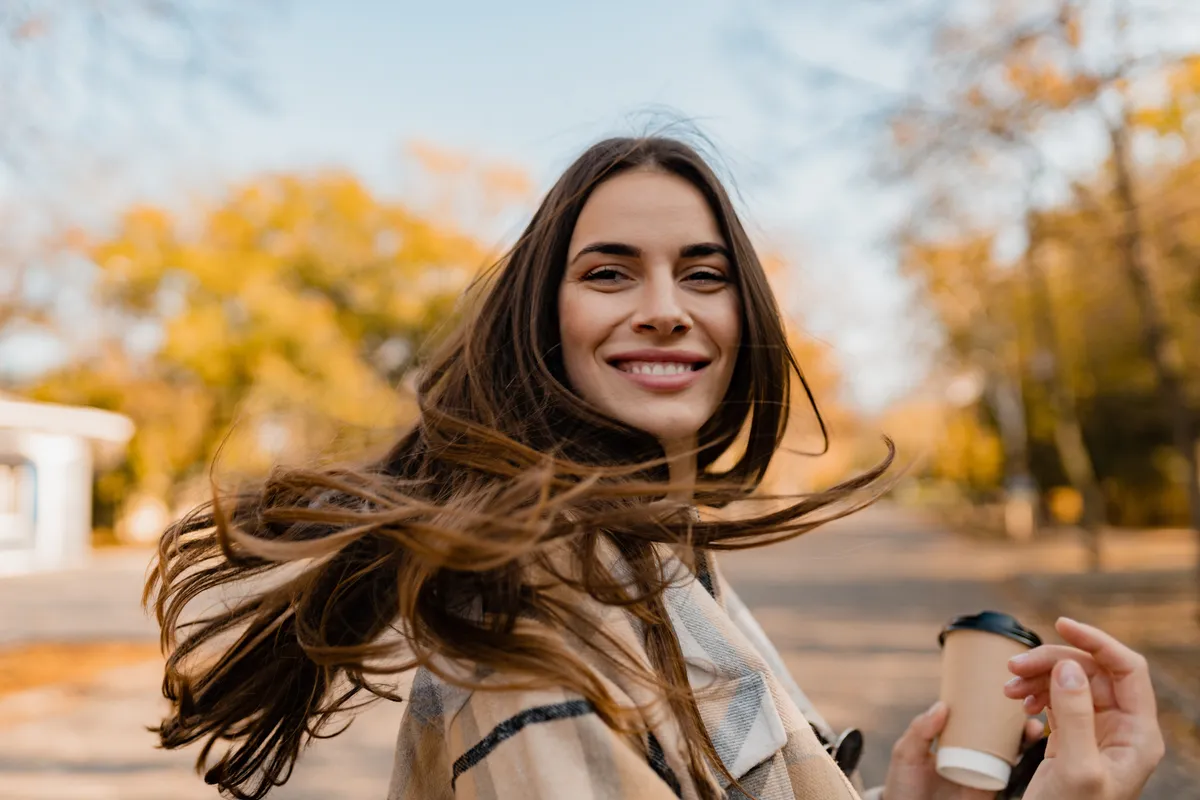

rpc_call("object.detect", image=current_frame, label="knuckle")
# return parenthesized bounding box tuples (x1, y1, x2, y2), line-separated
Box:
(1130, 652, 1150, 672)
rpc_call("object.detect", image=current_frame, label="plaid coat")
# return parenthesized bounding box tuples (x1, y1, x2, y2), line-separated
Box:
(388, 544, 885, 800)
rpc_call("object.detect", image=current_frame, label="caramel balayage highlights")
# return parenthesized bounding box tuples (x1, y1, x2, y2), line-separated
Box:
(147, 136, 892, 799)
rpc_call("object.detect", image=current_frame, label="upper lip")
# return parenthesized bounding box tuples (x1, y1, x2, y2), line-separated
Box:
(606, 350, 710, 364)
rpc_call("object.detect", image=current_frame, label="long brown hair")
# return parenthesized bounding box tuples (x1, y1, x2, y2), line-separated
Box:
(146, 136, 892, 799)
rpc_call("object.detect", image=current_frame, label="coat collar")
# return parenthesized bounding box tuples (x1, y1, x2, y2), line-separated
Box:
(562, 535, 860, 797)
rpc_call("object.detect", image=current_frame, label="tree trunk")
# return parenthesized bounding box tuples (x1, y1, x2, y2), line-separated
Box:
(1023, 215, 1107, 570)
(987, 365, 1039, 542)
(1108, 120, 1200, 549)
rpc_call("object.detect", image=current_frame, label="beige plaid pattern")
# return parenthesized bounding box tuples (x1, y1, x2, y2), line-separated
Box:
(388, 546, 881, 799)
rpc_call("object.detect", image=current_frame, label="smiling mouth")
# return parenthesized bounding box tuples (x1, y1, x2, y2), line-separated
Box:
(609, 360, 709, 376)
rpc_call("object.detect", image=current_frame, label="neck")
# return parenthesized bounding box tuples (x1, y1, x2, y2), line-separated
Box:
(662, 438, 697, 504)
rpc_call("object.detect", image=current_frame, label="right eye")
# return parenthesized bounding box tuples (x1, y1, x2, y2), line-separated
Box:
(581, 267, 626, 283)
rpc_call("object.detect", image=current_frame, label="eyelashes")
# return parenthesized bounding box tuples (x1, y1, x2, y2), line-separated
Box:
(581, 267, 624, 283)
(685, 270, 729, 284)
(580, 267, 730, 285)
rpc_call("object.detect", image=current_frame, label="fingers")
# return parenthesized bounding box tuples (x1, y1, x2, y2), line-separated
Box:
(1005, 673, 1051, 699)
(1024, 717, 1046, 743)
(1054, 617, 1158, 714)
(1055, 617, 1142, 675)
(1006, 617, 1157, 719)
(1007, 659, 1101, 716)
(1006, 672, 1102, 716)
(1046, 660, 1102, 775)
(890, 701, 947, 765)
(1023, 692, 1051, 716)
(1007, 644, 1097, 680)
(1006, 643, 1099, 714)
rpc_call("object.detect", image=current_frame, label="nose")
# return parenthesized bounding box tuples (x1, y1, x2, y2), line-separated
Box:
(631, 273, 691, 335)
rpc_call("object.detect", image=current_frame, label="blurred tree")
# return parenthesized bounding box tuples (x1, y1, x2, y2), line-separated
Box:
(883, 0, 1188, 550)
(962, 1, 1200, 545)
(743, 0, 1200, 558)
(27, 168, 498, 525)
(0, 0, 265, 388)
(1032, 154, 1200, 527)
(1021, 209, 1105, 544)
(897, 231, 1034, 497)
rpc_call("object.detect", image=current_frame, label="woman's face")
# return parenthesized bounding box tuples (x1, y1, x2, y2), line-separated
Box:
(558, 169, 741, 447)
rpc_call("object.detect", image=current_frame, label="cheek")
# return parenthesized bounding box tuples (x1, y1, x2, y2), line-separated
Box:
(713, 296, 742, 356)
(705, 298, 742, 397)
(557, 290, 600, 380)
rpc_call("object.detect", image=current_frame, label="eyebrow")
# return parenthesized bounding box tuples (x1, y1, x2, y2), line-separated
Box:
(680, 242, 730, 260)
(569, 241, 731, 263)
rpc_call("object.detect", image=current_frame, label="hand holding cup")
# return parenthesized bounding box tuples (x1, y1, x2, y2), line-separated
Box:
(1002, 617, 1165, 800)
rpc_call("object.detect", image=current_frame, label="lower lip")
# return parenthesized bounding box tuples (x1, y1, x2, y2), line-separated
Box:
(611, 364, 706, 391)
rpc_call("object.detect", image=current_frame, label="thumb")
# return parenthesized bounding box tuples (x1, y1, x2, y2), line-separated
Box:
(1048, 660, 1100, 766)
(892, 701, 947, 764)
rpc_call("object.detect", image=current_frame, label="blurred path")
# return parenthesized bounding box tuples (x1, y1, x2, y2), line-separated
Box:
(1, 505, 1197, 798)
(0, 550, 408, 800)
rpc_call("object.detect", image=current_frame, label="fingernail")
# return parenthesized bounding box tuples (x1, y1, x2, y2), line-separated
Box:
(1009, 653, 1030, 667)
(1057, 660, 1086, 690)
(926, 700, 944, 717)
(1005, 676, 1021, 689)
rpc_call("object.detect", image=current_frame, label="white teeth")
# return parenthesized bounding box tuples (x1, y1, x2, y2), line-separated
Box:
(623, 362, 693, 376)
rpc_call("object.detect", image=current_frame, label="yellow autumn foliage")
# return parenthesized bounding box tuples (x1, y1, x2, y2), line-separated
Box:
(31, 158, 519, 517)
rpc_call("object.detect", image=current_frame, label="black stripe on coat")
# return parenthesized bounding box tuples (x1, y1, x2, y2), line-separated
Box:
(695, 551, 717, 600)
(450, 699, 595, 788)
(648, 732, 684, 798)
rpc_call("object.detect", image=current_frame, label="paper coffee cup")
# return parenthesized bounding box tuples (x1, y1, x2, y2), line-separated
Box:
(935, 611, 1042, 791)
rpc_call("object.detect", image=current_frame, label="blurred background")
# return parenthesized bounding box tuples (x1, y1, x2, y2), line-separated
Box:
(1, 1, 1199, 797)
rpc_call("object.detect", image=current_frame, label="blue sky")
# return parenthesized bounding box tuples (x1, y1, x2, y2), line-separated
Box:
(177, 0, 923, 412)
(11, 0, 927, 411)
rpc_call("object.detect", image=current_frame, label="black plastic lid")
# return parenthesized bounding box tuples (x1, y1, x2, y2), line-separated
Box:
(938, 611, 1042, 649)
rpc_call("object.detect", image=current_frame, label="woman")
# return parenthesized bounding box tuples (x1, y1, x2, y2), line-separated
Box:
(148, 137, 1165, 800)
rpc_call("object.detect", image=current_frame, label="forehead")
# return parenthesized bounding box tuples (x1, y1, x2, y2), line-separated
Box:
(569, 170, 724, 251)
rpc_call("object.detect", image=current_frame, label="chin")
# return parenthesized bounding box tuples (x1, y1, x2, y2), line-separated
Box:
(615, 415, 707, 446)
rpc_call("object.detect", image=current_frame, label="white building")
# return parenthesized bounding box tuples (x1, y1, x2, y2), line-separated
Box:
(0, 396, 134, 576)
